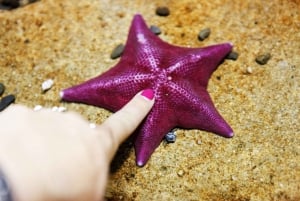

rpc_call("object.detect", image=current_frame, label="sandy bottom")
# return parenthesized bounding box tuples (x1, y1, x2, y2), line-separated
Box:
(0, 0, 299, 200)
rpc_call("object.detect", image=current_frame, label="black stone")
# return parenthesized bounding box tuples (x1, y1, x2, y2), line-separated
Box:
(198, 28, 211, 41)
(155, 6, 170, 17)
(0, 83, 5, 96)
(0, 94, 15, 112)
(110, 44, 125, 59)
(226, 51, 239, 60)
(165, 131, 176, 143)
(150, 25, 161, 35)
(1, 0, 39, 9)
(255, 53, 271, 65)
(1, 0, 20, 8)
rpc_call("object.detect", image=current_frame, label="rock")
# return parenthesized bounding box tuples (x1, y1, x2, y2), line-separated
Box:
(155, 6, 170, 16)
(165, 130, 177, 143)
(0, 0, 39, 9)
(0, 94, 15, 111)
(255, 53, 271, 65)
(110, 44, 125, 59)
(150, 25, 161, 35)
(226, 51, 239, 60)
(0, 83, 5, 96)
(198, 28, 211, 41)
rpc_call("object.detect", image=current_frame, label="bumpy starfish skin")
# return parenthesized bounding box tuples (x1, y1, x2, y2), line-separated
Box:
(61, 14, 234, 166)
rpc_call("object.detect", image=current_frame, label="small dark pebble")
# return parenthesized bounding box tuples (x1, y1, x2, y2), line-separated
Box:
(1, 0, 20, 8)
(0, 0, 39, 9)
(226, 51, 239, 60)
(0, 94, 15, 112)
(255, 53, 271, 65)
(155, 6, 170, 17)
(198, 28, 211, 41)
(0, 83, 5, 96)
(150, 25, 161, 35)
(24, 38, 30, 43)
(110, 44, 125, 59)
(165, 131, 176, 143)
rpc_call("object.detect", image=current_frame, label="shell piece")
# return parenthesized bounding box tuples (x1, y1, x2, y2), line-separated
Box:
(33, 105, 43, 111)
(41, 79, 54, 91)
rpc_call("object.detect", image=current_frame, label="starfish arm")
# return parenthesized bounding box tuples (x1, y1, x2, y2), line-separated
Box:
(123, 14, 177, 72)
(167, 82, 233, 137)
(61, 68, 154, 111)
(134, 99, 175, 167)
(194, 43, 232, 87)
(167, 43, 233, 88)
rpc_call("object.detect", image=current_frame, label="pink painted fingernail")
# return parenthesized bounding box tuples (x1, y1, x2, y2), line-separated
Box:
(141, 89, 154, 100)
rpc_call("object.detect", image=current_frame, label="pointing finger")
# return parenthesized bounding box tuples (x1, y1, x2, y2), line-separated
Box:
(97, 89, 155, 161)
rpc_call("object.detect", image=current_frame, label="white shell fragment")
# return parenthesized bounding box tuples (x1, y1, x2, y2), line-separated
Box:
(51, 106, 67, 112)
(41, 79, 54, 91)
(57, 106, 67, 112)
(51, 106, 58, 112)
(33, 105, 67, 112)
(89, 123, 97, 129)
(246, 67, 253, 74)
(33, 105, 43, 111)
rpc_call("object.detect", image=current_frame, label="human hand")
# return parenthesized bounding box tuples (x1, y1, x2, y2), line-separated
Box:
(0, 89, 155, 201)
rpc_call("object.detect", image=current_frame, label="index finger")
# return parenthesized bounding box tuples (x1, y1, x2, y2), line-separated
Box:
(97, 89, 155, 161)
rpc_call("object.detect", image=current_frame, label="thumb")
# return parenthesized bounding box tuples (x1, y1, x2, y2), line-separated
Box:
(97, 89, 155, 161)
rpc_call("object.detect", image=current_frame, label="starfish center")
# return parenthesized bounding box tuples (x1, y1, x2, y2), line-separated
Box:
(156, 69, 172, 83)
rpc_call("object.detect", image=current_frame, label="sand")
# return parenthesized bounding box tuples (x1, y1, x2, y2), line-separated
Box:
(0, 0, 299, 200)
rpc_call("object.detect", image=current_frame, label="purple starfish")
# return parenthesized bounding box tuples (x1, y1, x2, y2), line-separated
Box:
(61, 14, 234, 166)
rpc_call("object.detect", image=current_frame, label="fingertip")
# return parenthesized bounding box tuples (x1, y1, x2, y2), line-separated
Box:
(140, 89, 155, 101)
(136, 89, 155, 111)
(97, 89, 155, 161)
